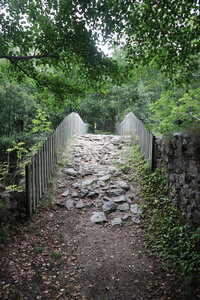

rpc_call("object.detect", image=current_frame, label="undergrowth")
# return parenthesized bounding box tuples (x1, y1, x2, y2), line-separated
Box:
(120, 145, 200, 298)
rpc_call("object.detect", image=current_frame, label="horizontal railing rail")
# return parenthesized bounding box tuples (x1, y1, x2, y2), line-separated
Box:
(25, 112, 88, 217)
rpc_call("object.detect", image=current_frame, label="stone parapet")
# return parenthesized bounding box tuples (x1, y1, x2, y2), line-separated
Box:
(154, 133, 200, 227)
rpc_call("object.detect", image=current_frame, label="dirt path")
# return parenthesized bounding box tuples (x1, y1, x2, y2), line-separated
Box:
(0, 134, 181, 300)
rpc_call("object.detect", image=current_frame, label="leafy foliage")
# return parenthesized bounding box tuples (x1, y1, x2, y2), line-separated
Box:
(102, 1, 200, 84)
(78, 66, 165, 132)
(150, 87, 200, 135)
(0, 0, 121, 99)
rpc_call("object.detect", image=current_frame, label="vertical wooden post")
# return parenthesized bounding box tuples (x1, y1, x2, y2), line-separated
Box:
(151, 135, 156, 171)
(39, 149, 42, 198)
(32, 157, 36, 212)
(35, 152, 39, 205)
(25, 162, 32, 217)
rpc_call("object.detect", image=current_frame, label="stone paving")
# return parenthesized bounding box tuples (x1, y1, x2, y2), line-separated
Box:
(54, 134, 143, 227)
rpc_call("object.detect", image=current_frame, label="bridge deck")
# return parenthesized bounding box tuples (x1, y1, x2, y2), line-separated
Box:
(0, 134, 178, 299)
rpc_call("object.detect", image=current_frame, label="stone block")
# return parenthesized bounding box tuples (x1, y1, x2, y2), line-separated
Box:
(178, 173, 186, 186)
(196, 192, 200, 206)
(188, 160, 198, 177)
(193, 210, 200, 225)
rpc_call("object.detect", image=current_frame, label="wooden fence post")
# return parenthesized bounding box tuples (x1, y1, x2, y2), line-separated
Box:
(25, 163, 32, 217)
(32, 157, 36, 212)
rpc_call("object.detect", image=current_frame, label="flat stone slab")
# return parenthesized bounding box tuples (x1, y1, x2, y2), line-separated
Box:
(71, 192, 78, 198)
(76, 200, 84, 209)
(102, 202, 117, 213)
(107, 189, 125, 197)
(90, 212, 108, 223)
(82, 179, 94, 186)
(76, 200, 94, 209)
(97, 181, 106, 187)
(117, 203, 129, 211)
(132, 214, 140, 223)
(114, 195, 127, 204)
(61, 190, 69, 197)
(111, 217, 122, 226)
(97, 171, 105, 177)
(64, 168, 77, 176)
(98, 175, 111, 181)
(118, 180, 130, 191)
(58, 183, 65, 188)
(83, 201, 94, 209)
(79, 189, 88, 198)
(122, 214, 132, 221)
(72, 183, 80, 189)
(65, 199, 74, 210)
(130, 204, 142, 214)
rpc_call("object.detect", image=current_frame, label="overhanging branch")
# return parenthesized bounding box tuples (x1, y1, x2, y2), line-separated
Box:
(188, 111, 200, 121)
(0, 54, 59, 60)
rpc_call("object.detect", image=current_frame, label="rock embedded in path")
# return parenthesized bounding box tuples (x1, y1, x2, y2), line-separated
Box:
(118, 180, 130, 191)
(102, 202, 117, 213)
(111, 217, 122, 226)
(117, 203, 129, 211)
(58, 183, 65, 188)
(111, 136, 122, 145)
(107, 189, 125, 197)
(97, 181, 106, 187)
(82, 201, 94, 209)
(76, 200, 94, 209)
(82, 179, 94, 187)
(130, 204, 142, 214)
(110, 184, 118, 189)
(71, 192, 78, 198)
(97, 171, 105, 177)
(61, 190, 69, 197)
(88, 191, 99, 199)
(122, 214, 132, 221)
(99, 174, 111, 181)
(103, 196, 112, 202)
(132, 214, 140, 223)
(79, 188, 88, 198)
(101, 186, 109, 190)
(90, 212, 108, 223)
(72, 183, 80, 189)
(108, 166, 117, 174)
(76, 200, 84, 209)
(114, 195, 127, 204)
(64, 168, 77, 177)
(113, 170, 121, 177)
(65, 199, 74, 210)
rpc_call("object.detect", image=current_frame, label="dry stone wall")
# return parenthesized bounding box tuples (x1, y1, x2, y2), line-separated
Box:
(0, 187, 26, 231)
(154, 133, 200, 227)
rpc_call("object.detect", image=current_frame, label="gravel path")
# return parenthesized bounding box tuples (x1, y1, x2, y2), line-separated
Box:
(0, 134, 181, 300)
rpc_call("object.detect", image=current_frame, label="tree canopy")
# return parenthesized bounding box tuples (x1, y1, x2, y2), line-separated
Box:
(0, 0, 121, 100)
(0, 0, 200, 134)
(1, 0, 200, 98)
(94, 0, 200, 83)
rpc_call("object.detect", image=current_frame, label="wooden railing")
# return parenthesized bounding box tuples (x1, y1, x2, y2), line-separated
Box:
(25, 112, 88, 217)
(116, 112, 155, 169)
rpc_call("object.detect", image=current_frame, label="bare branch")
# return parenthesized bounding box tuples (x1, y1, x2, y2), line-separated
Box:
(188, 111, 200, 121)
(10, 60, 38, 80)
(0, 54, 59, 60)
